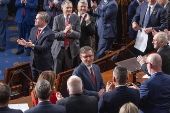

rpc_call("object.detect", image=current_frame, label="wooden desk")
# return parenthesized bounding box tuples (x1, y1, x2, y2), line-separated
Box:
(9, 96, 33, 108)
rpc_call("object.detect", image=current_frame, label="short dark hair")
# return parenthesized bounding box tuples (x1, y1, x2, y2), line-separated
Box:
(113, 66, 127, 84)
(38, 11, 50, 23)
(80, 46, 94, 55)
(35, 79, 51, 100)
(0, 83, 11, 104)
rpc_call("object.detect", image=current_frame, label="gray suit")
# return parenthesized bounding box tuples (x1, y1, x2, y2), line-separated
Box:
(51, 13, 81, 74)
(165, 2, 170, 30)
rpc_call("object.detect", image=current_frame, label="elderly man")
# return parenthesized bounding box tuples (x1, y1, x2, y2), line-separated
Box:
(0, 83, 23, 113)
(137, 32, 170, 75)
(51, 0, 81, 74)
(138, 53, 170, 113)
(98, 66, 140, 113)
(72, 46, 105, 98)
(132, 0, 167, 55)
(77, 0, 95, 47)
(56, 76, 98, 113)
(17, 12, 55, 82)
(24, 79, 66, 113)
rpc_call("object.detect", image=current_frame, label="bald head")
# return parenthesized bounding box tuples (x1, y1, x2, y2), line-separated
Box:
(157, 0, 168, 6)
(67, 76, 83, 94)
(152, 32, 168, 49)
(146, 53, 162, 74)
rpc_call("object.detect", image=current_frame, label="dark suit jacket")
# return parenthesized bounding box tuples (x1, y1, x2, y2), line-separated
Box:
(141, 45, 170, 75)
(24, 101, 66, 113)
(15, 0, 38, 25)
(72, 63, 105, 97)
(98, 86, 140, 113)
(0, 106, 23, 113)
(80, 14, 95, 47)
(132, 2, 167, 54)
(51, 13, 81, 59)
(56, 94, 98, 113)
(0, 0, 10, 20)
(94, 0, 118, 39)
(165, 1, 170, 30)
(140, 72, 170, 113)
(29, 26, 55, 72)
(128, 0, 139, 39)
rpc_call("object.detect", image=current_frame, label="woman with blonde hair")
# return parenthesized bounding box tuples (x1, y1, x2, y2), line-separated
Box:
(31, 70, 57, 106)
(119, 102, 139, 113)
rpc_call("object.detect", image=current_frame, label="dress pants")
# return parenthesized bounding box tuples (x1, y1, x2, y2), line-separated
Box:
(0, 20, 7, 49)
(54, 47, 73, 74)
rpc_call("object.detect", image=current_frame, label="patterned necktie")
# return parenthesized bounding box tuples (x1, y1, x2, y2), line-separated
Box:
(144, 6, 151, 28)
(90, 67, 96, 85)
(64, 17, 69, 47)
(36, 29, 41, 39)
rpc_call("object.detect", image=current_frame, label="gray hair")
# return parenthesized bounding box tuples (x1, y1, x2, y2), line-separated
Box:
(0, 83, 11, 104)
(38, 11, 50, 23)
(113, 66, 127, 84)
(119, 102, 138, 113)
(61, 0, 73, 8)
(78, 0, 88, 6)
(67, 76, 82, 94)
(156, 32, 168, 43)
(80, 46, 94, 56)
(35, 79, 51, 100)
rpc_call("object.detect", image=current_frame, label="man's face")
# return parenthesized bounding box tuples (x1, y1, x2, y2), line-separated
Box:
(77, 3, 88, 15)
(80, 50, 94, 66)
(148, 0, 157, 5)
(34, 14, 43, 27)
(157, 0, 164, 6)
(62, 3, 73, 16)
(152, 35, 162, 49)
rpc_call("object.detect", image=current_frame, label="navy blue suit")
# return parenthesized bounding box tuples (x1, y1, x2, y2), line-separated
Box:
(15, 0, 38, 54)
(0, 0, 10, 51)
(128, 0, 139, 40)
(132, 2, 167, 55)
(29, 26, 55, 81)
(43, 0, 64, 28)
(24, 101, 66, 113)
(0, 106, 23, 113)
(140, 72, 170, 113)
(94, 0, 118, 59)
(98, 86, 140, 113)
(72, 63, 105, 97)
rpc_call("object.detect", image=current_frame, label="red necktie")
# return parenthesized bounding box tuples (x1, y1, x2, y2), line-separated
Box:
(22, 0, 27, 16)
(79, 15, 82, 21)
(90, 67, 96, 85)
(64, 17, 69, 47)
(36, 29, 41, 39)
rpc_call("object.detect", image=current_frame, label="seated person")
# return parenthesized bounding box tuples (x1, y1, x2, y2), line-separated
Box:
(0, 83, 23, 113)
(31, 71, 57, 106)
(119, 102, 139, 113)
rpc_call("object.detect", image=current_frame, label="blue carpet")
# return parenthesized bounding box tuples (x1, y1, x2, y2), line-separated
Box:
(0, 16, 30, 80)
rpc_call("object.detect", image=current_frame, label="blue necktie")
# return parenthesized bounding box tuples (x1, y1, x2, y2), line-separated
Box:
(144, 6, 151, 27)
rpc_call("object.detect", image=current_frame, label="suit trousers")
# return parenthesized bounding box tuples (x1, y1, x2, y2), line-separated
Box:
(17, 18, 34, 53)
(54, 47, 73, 74)
(0, 20, 7, 48)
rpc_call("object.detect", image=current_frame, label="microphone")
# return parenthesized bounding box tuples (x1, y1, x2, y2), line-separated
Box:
(111, 45, 136, 61)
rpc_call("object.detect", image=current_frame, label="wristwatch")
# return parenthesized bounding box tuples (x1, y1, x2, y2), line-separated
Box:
(31, 44, 35, 49)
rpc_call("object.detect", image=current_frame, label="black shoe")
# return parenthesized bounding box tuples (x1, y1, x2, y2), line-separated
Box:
(0, 48, 5, 52)
(26, 53, 30, 56)
(16, 50, 24, 55)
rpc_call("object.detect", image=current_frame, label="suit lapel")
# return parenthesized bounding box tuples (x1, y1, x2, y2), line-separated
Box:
(81, 14, 86, 26)
(61, 14, 66, 29)
(35, 27, 47, 44)
(149, 3, 158, 20)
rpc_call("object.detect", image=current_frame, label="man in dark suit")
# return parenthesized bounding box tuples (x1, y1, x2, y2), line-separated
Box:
(51, 0, 81, 74)
(0, 0, 10, 52)
(43, 0, 64, 28)
(15, 0, 38, 56)
(77, 0, 95, 48)
(0, 83, 23, 113)
(132, 0, 168, 55)
(157, 0, 170, 30)
(56, 76, 98, 113)
(91, 0, 118, 59)
(138, 53, 170, 113)
(72, 46, 105, 98)
(24, 79, 66, 113)
(17, 12, 55, 82)
(128, 0, 144, 40)
(98, 66, 140, 113)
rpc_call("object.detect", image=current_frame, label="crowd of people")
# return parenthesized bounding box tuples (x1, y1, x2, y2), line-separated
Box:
(1, 0, 170, 113)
